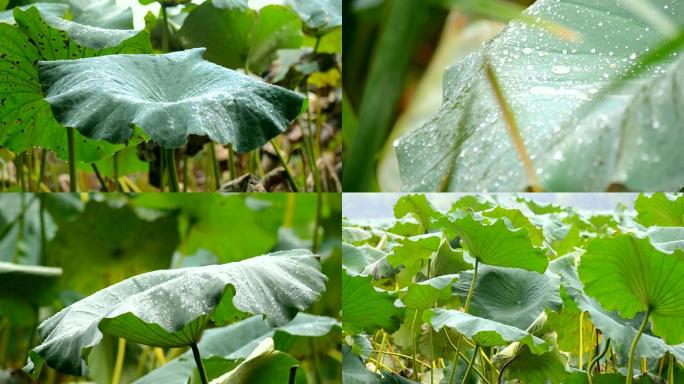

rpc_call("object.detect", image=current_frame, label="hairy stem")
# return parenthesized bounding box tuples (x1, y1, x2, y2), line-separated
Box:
(626, 310, 650, 384)
(38, 148, 47, 191)
(227, 144, 236, 182)
(190, 343, 208, 384)
(113, 151, 121, 192)
(66, 128, 76, 192)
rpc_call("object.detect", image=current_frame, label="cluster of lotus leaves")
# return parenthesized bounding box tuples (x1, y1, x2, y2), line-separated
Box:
(25, 250, 326, 377)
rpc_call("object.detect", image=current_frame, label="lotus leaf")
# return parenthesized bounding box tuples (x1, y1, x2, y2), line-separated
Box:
(25, 249, 326, 377)
(38, 48, 306, 152)
(396, 0, 684, 192)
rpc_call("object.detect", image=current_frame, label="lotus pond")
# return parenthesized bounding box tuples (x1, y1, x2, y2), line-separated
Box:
(342, 193, 684, 383)
(0, 192, 342, 383)
(0, 0, 342, 192)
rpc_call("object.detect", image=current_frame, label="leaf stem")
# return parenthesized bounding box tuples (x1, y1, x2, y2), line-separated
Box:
(113, 151, 121, 192)
(111, 338, 126, 384)
(626, 310, 650, 384)
(579, 311, 585, 369)
(38, 148, 47, 191)
(484, 61, 542, 192)
(208, 144, 221, 190)
(498, 355, 516, 384)
(461, 345, 479, 384)
(91, 164, 109, 192)
(66, 127, 76, 192)
(411, 309, 420, 381)
(166, 148, 179, 192)
(190, 343, 208, 384)
(160, 5, 170, 53)
(227, 144, 236, 182)
(448, 260, 479, 384)
(587, 339, 611, 384)
(271, 139, 300, 192)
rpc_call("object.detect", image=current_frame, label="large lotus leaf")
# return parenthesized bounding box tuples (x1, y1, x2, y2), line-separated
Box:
(449, 195, 496, 213)
(209, 338, 301, 384)
(435, 213, 548, 272)
(552, 254, 684, 364)
(0, 7, 150, 162)
(129, 194, 281, 263)
(285, 0, 341, 36)
(47, 200, 180, 294)
(424, 308, 548, 354)
(634, 193, 684, 227)
(0, 261, 61, 306)
(454, 265, 562, 330)
(135, 313, 338, 384)
(396, 0, 684, 192)
(25, 250, 326, 377)
(38, 48, 306, 152)
(579, 234, 684, 345)
(393, 194, 443, 233)
(342, 272, 404, 334)
(0, 3, 67, 23)
(178, 2, 303, 74)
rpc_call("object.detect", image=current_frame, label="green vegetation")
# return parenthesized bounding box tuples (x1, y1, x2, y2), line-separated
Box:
(0, 0, 341, 192)
(342, 193, 684, 383)
(0, 192, 342, 383)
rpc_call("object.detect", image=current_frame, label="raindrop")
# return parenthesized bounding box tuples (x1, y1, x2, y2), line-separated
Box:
(552, 66, 571, 75)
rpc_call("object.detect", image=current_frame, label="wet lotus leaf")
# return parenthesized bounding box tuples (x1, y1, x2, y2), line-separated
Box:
(0, 7, 150, 162)
(579, 235, 684, 345)
(285, 0, 341, 36)
(38, 48, 306, 152)
(135, 313, 338, 384)
(25, 250, 326, 377)
(425, 308, 548, 354)
(64, 0, 134, 29)
(454, 265, 562, 330)
(393, 194, 443, 233)
(396, 0, 684, 192)
(179, 2, 303, 74)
